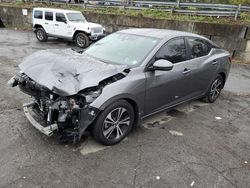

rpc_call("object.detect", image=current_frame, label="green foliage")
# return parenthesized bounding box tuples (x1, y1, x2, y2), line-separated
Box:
(184, 0, 250, 5)
(2, 1, 250, 25)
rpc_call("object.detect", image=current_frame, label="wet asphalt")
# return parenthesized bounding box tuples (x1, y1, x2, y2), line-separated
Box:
(0, 29, 250, 188)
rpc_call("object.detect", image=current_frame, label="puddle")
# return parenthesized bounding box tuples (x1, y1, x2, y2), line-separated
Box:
(141, 111, 173, 129)
(142, 100, 209, 129)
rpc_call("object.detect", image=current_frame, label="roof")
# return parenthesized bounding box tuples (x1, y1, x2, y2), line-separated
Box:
(33, 7, 81, 14)
(119, 28, 206, 40)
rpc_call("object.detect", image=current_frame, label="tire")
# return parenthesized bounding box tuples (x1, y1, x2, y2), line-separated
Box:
(202, 75, 224, 103)
(35, 27, 48, 42)
(92, 100, 135, 146)
(75, 32, 90, 48)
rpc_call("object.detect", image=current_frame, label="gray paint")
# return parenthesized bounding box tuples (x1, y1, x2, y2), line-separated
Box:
(18, 29, 231, 121)
(19, 48, 127, 96)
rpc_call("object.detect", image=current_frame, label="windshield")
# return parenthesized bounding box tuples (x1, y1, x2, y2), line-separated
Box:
(66, 13, 86, 22)
(84, 33, 159, 66)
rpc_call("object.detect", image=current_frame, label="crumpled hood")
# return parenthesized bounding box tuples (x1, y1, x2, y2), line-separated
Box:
(19, 49, 127, 96)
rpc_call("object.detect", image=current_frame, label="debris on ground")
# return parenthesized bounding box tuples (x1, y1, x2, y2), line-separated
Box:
(215, 116, 222, 120)
(169, 130, 184, 136)
(190, 180, 195, 187)
(156, 176, 160, 180)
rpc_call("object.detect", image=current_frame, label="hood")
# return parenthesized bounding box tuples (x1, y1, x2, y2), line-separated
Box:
(69, 22, 102, 29)
(87, 22, 102, 28)
(19, 49, 127, 96)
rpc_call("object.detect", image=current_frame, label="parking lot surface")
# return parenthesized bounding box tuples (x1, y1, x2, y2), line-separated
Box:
(0, 29, 250, 188)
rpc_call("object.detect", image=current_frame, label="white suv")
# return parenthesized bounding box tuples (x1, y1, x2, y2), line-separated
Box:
(32, 8, 105, 48)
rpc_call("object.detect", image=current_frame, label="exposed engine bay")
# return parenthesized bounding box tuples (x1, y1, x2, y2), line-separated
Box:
(8, 49, 129, 143)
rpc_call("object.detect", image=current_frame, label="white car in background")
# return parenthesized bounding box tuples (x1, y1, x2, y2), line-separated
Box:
(32, 8, 105, 48)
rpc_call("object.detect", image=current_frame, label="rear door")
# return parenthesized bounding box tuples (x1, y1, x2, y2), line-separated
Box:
(44, 11, 55, 35)
(185, 37, 218, 96)
(144, 37, 195, 115)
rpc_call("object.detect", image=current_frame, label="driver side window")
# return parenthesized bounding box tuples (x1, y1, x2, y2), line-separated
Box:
(155, 38, 186, 64)
(56, 13, 66, 22)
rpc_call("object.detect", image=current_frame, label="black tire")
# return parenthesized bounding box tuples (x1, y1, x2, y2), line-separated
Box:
(92, 100, 135, 146)
(75, 32, 90, 48)
(202, 75, 224, 103)
(35, 27, 48, 42)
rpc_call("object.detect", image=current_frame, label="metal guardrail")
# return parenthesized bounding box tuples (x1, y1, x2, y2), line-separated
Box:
(25, 0, 250, 20)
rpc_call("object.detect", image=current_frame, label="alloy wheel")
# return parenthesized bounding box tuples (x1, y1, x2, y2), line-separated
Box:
(102, 107, 131, 140)
(210, 79, 222, 100)
(76, 36, 85, 47)
(37, 30, 44, 40)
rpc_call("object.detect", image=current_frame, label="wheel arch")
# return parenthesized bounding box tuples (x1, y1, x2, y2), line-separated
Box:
(92, 94, 141, 126)
(72, 30, 90, 40)
(34, 24, 44, 30)
(218, 72, 226, 88)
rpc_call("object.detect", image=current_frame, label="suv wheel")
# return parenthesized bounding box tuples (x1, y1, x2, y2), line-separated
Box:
(35, 27, 48, 42)
(75, 33, 90, 48)
(202, 75, 224, 103)
(92, 100, 135, 146)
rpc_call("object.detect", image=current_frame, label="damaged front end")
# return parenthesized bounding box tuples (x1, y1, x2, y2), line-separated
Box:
(8, 69, 127, 143)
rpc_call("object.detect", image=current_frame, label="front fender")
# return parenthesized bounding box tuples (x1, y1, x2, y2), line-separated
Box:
(91, 93, 140, 111)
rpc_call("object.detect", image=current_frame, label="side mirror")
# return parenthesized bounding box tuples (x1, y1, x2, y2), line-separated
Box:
(63, 20, 67, 24)
(149, 59, 174, 71)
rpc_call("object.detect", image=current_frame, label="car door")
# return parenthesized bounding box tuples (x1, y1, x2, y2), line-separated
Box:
(55, 13, 71, 37)
(185, 37, 218, 96)
(44, 11, 55, 35)
(144, 38, 194, 115)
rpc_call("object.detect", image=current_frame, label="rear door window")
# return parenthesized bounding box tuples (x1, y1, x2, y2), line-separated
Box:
(45, 12, 53, 21)
(187, 38, 211, 59)
(34, 10, 43, 19)
(156, 38, 187, 64)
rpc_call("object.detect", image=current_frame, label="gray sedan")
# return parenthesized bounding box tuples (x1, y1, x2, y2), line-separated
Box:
(9, 29, 231, 145)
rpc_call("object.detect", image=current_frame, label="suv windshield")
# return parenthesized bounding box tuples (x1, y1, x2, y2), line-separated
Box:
(84, 33, 159, 66)
(66, 13, 86, 22)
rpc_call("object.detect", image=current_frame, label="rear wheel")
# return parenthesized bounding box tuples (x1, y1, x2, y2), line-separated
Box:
(202, 75, 224, 103)
(92, 100, 135, 145)
(35, 27, 48, 42)
(75, 32, 90, 48)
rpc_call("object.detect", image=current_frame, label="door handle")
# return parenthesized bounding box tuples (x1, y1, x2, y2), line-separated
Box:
(212, 60, 218, 65)
(45, 22, 48, 25)
(182, 68, 191, 75)
(55, 24, 59, 26)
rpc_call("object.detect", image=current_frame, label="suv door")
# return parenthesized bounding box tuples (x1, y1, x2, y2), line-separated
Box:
(55, 13, 71, 37)
(44, 11, 55, 35)
(185, 37, 218, 96)
(145, 38, 194, 115)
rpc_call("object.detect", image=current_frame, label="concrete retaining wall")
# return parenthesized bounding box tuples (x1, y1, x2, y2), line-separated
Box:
(1, 5, 250, 63)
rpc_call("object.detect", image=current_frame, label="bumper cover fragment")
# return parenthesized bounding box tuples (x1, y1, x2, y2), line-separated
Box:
(23, 102, 58, 136)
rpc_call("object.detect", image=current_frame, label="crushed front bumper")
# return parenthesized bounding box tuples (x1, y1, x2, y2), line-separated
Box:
(23, 102, 58, 136)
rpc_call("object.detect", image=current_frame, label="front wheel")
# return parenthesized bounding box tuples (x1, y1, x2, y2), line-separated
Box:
(202, 75, 224, 103)
(75, 33, 90, 48)
(92, 100, 135, 146)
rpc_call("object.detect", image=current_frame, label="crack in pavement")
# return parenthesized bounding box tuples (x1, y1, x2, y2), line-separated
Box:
(169, 157, 241, 188)
(132, 136, 143, 188)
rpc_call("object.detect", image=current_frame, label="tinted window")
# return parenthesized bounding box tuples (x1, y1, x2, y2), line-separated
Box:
(156, 38, 186, 64)
(56, 13, 66, 22)
(188, 38, 211, 59)
(34, 10, 43, 19)
(45, 12, 53, 21)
